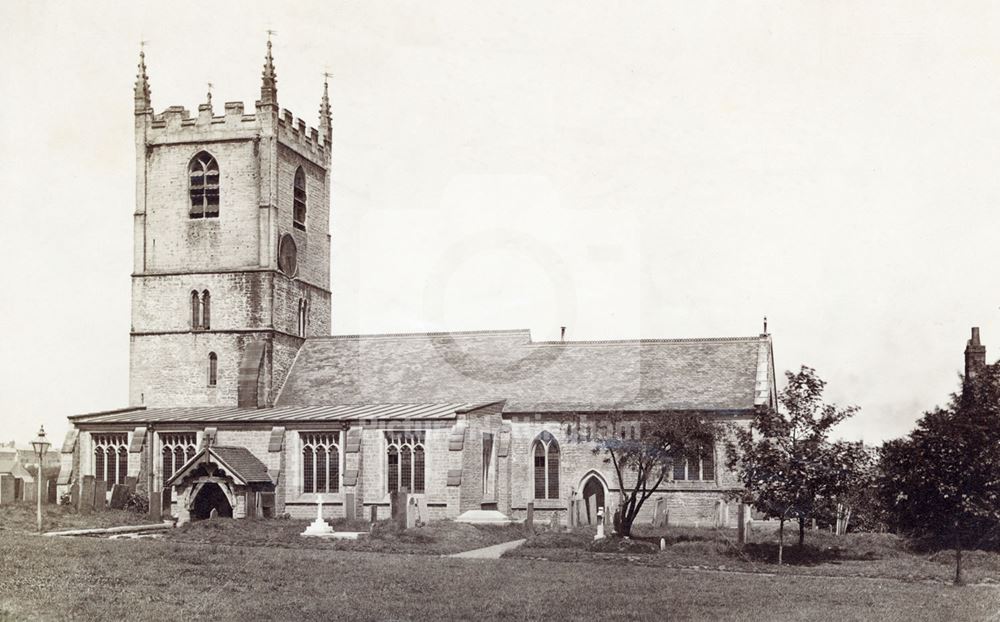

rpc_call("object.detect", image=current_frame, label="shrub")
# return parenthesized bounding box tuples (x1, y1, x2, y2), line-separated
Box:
(125, 491, 149, 515)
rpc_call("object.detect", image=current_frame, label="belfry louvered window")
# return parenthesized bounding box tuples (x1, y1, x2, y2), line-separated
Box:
(386, 431, 425, 494)
(293, 167, 307, 230)
(92, 433, 129, 486)
(302, 432, 340, 494)
(189, 151, 220, 218)
(532, 431, 560, 500)
(161, 433, 197, 485)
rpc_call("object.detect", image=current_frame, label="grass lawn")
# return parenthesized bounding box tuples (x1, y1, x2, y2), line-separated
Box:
(505, 524, 1000, 585)
(0, 502, 160, 535)
(164, 517, 527, 555)
(1, 531, 997, 621)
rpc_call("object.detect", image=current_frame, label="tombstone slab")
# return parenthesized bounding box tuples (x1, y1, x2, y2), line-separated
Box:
(344, 493, 356, 521)
(390, 492, 408, 528)
(69, 482, 79, 510)
(124, 476, 137, 493)
(79, 476, 95, 513)
(94, 480, 108, 511)
(148, 491, 161, 518)
(0, 475, 13, 506)
(109, 484, 128, 510)
(405, 497, 419, 529)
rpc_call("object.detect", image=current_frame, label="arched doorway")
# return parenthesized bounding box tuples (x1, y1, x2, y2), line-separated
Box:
(191, 483, 233, 520)
(581, 474, 606, 525)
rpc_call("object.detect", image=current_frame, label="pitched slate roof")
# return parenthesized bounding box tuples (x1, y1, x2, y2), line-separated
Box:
(164, 446, 272, 487)
(276, 329, 774, 413)
(69, 402, 487, 424)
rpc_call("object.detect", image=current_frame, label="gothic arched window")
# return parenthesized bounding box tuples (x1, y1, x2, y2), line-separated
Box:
(293, 167, 306, 230)
(386, 431, 425, 494)
(189, 151, 220, 219)
(532, 432, 560, 500)
(201, 290, 211, 330)
(297, 298, 308, 337)
(191, 290, 200, 329)
(208, 352, 218, 387)
(301, 432, 340, 493)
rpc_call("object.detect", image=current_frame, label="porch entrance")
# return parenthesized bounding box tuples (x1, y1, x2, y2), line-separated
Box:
(582, 475, 605, 525)
(191, 482, 233, 520)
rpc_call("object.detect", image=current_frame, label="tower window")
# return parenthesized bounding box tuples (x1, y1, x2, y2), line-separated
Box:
(189, 151, 220, 219)
(191, 290, 211, 330)
(293, 167, 306, 230)
(297, 298, 308, 337)
(208, 352, 218, 387)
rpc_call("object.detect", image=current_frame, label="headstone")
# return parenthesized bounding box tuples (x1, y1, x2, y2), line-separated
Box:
(0, 474, 12, 506)
(390, 491, 408, 528)
(660, 537, 666, 550)
(94, 480, 107, 510)
(245, 491, 256, 518)
(124, 476, 138, 493)
(80, 476, 95, 513)
(69, 481, 79, 509)
(209, 508, 218, 519)
(525, 502, 534, 532)
(260, 492, 275, 518)
(161, 488, 172, 517)
(737, 503, 747, 545)
(369, 504, 378, 523)
(594, 508, 606, 540)
(148, 490, 161, 518)
(567, 500, 576, 528)
(587, 495, 598, 525)
(549, 512, 560, 531)
(23, 480, 35, 503)
(47, 479, 57, 504)
(109, 484, 128, 510)
(301, 498, 334, 536)
(344, 493, 356, 521)
(405, 497, 418, 529)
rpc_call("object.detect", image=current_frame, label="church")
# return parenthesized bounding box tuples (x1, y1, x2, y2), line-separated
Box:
(60, 43, 778, 527)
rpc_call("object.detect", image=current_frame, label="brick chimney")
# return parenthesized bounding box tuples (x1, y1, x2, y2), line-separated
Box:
(965, 327, 986, 382)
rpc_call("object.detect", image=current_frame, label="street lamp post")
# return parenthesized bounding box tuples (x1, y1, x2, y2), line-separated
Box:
(31, 426, 50, 534)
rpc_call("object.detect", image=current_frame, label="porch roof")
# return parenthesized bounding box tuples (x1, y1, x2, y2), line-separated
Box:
(164, 445, 272, 487)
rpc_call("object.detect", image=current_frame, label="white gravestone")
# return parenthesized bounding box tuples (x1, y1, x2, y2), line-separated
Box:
(302, 497, 334, 537)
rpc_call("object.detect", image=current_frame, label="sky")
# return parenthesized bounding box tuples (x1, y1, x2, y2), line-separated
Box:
(1, 1, 998, 446)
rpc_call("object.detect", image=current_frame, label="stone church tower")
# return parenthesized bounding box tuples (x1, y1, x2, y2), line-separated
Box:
(129, 42, 332, 409)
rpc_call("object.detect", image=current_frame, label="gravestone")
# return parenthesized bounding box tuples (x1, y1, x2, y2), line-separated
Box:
(79, 476, 95, 513)
(549, 512, 560, 531)
(69, 482, 79, 509)
(344, 493, 356, 521)
(148, 490, 161, 518)
(0, 474, 13, 506)
(94, 480, 108, 510)
(417, 497, 429, 524)
(209, 508, 218, 519)
(405, 497, 419, 529)
(369, 504, 378, 523)
(567, 500, 576, 528)
(47, 479, 57, 504)
(587, 495, 598, 525)
(390, 492, 408, 528)
(737, 503, 747, 545)
(161, 488, 172, 517)
(124, 476, 137, 493)
(109, 484, 129, 510)
(525, 502, 534, 532)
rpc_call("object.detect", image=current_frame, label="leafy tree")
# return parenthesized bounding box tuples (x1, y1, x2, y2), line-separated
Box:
(878, 370, 1000, 584)
(590, 412, 718, 538)
(725, 366, 863, 564)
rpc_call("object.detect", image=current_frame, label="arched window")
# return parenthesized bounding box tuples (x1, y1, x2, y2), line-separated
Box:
(297, 298, 308, 337)
(293, 167, 306, 230)
(208, 352, 218, 387)
(92, 433, 128, 486)
(301, 432, 340, 494)
(191, 291, 200, 329)
(161, 432, 197, 485)
(201, 290, 211, 330)
(386, 431, 425, 494)
(189, 151, 220, 218)
(532, 432, 560, 500)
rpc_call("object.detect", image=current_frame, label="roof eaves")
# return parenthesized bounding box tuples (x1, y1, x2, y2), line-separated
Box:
(68, 406, 147, 421)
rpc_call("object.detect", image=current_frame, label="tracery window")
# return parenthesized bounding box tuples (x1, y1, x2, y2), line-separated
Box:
(301, 432, 340, 494)
(386, 431, 425, 494)
(92, 433, 129, 486)
(532, 431, 560, 500)
(189, 151, 220, 218)
(161, 432, 197, 484)
(672, 446, 716, 481)
(293, 167, 307, 230)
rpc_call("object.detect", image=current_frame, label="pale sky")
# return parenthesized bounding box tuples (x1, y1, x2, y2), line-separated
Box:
(2, 1, 998, 447)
